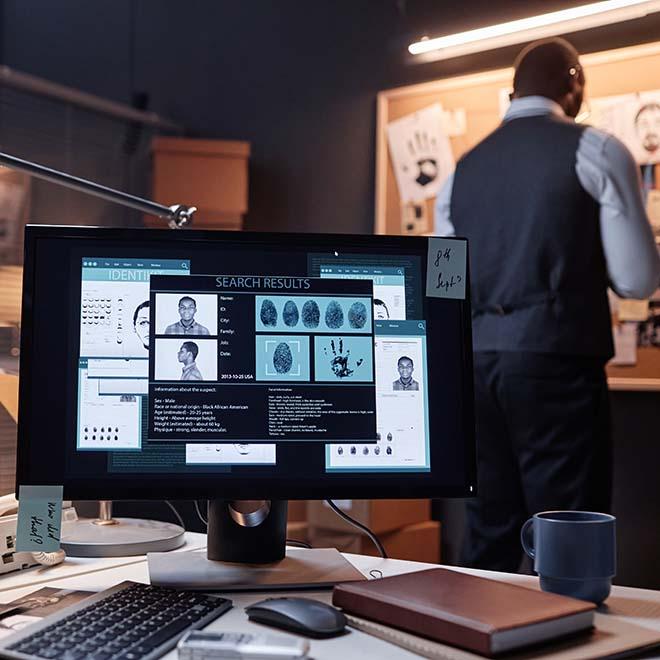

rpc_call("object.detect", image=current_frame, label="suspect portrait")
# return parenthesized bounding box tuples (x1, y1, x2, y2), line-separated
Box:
(635, 102, 660, 157)
(133, 300, 150, 350)
(178, 341, 203, 381)
(392, 355, 419, 391)
(165, 296, 210, 336)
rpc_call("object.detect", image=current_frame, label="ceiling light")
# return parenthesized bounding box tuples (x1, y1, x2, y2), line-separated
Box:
(408, 0, 660, 63)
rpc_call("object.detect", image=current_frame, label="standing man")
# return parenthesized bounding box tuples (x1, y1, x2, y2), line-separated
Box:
(165, 296, 210, 335)
(178, 341, 203, 381)
(435, 38, 660, 572)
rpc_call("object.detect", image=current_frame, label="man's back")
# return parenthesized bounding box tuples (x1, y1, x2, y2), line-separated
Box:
(450, 113, 612, 356)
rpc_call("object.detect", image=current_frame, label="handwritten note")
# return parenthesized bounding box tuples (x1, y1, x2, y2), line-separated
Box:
(426, 237, 467, 300)
(16, 485, 63, 552)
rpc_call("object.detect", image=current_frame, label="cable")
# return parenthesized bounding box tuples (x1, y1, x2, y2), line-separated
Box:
(285, 538, 312, 549)
(164, 500, 185, 530)
(325, 499, 388, 559)
(194, 500, 208, 528)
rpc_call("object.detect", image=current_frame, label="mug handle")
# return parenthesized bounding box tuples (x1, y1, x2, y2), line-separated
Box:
(520, 518, 535, 559)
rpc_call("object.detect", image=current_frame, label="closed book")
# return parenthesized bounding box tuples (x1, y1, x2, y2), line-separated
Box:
(332, 568, 596, 656)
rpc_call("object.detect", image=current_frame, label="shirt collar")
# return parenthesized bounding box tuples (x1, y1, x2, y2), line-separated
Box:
(182, 361, 197, 374)
(504, 96, 566, 122)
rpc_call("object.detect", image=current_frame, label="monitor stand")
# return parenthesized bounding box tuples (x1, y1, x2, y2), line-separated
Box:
(61, 501, 185, 557)
(147, 499, 367, 590)
(207, 499, 287, 563)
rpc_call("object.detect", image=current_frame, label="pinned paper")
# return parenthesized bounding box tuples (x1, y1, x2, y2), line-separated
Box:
(611, 323, 637, 366)
(426, 238, 467, 299)
(619, 298, 649, 322)
(647, 189, 660, 233)
(386, 104, 455, 203)
(16, 485, 63, 552)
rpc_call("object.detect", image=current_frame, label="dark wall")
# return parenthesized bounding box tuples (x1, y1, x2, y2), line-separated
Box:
(4, 0, 660, 587)
(7, 0, 660, 234)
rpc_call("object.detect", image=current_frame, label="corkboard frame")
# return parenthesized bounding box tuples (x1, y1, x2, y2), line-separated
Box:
(375, 40, 660, 391)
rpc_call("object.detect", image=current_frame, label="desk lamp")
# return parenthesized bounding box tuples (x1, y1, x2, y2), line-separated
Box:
(0, 151, 195, 556)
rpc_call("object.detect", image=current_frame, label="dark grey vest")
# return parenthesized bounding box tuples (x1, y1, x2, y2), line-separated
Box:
(450, 114, 613, 357)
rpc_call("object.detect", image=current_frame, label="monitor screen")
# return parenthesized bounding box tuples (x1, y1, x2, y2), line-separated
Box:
(17, 226, 475, 500)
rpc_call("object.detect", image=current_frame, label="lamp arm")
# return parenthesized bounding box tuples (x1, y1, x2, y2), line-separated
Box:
(0, 151, 195, 228)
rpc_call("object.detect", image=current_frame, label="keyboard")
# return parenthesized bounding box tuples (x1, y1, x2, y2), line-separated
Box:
(0, 581, 232, 660)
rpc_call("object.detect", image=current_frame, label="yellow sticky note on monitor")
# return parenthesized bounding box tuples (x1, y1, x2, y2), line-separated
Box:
(618, 299, 649, 322)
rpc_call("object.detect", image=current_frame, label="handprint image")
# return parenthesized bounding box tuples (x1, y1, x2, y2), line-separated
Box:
(404, 131, 439, 187)
(386, 103, 455, 203)
(324, 338, 364, 379)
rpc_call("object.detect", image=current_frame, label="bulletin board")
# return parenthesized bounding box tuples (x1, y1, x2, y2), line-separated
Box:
(375, 41, 660, 391)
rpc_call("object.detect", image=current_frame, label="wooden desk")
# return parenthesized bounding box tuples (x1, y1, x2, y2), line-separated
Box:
(2, 532, 660, 658)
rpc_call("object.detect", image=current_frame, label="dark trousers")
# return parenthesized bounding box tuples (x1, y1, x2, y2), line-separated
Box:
(462, 351, 612, 573)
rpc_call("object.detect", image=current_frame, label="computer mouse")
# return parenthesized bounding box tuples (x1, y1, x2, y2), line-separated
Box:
(245, 597, 347, 638)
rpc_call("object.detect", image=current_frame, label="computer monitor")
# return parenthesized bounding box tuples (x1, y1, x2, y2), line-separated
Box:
(17, 225, 475, 562)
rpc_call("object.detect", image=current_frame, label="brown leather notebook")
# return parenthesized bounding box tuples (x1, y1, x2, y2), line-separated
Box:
(332, 568, 596, 657)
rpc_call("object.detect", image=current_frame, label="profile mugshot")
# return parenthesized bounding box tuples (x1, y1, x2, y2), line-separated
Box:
(178, 341, 203, 381)
(635, 102, 660, 156)
(133, 300, 150, 350)
(165, 296, 210, 335)
(392, 355, 419, 391)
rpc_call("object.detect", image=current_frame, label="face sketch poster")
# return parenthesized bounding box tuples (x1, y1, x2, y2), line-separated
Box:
(589, 91, 660, 165)
(386, 103, 455, 203)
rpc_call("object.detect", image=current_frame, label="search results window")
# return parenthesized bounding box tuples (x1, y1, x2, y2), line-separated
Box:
(147, 274, 377, 443)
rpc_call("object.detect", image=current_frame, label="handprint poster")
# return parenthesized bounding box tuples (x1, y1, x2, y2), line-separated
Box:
(386, 103, 455, 203)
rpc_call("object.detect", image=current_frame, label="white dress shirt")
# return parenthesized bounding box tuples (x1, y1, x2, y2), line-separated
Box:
(434, 95, 660, 299)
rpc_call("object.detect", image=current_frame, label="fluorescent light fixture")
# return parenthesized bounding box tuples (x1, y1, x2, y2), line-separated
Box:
(409, 0, 660, 63)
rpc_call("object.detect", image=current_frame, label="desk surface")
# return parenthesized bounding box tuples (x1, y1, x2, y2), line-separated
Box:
(3, 533, 660, 659)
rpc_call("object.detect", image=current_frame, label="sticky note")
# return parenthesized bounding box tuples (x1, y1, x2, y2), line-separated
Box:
(426, 237, 467, 299)
(16, 485, 63, 552)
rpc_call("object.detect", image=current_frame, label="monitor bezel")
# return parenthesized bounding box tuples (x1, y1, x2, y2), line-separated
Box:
(17, 224, 476, 500)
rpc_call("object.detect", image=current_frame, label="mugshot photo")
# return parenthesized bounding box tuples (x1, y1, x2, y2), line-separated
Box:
(153, 337, 218, 382)
(154, 293, 218, 336)
(392, 355, 420, 391)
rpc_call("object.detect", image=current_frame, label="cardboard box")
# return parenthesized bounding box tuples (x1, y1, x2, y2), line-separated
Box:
(287, 500, 308, 522)
(307, 499, 430, 534)
(309, 521, 441, 564)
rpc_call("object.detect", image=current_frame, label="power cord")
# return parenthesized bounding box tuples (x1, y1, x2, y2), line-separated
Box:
(325, 499, 388, 559)
(194, 500, 208, 527)
(164, 500, 185, 530)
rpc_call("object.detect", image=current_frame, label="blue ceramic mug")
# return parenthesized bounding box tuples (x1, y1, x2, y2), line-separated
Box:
(521, 511, 616, 605)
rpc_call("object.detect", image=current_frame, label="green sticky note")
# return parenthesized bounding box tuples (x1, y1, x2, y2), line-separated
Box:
(16, 485, 63, 552)
(426, 237, 467, 300)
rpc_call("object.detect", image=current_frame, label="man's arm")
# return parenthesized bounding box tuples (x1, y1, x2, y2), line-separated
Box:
(578, 129, 660, 299)
(433, 171, 456, 236)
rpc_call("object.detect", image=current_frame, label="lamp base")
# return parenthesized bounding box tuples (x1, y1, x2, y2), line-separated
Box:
(61, 517, 185, 557)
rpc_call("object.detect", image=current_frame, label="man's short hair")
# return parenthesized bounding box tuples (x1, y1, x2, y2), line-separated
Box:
(635, 102, 660, 124)
(179, 296, 196, 307)
(181, 341, 199, 359)
(133, 300, 149, 325)
(374, 298, 389, 311)
(512, 37, 581, 101)
(398, 355, 413, 367)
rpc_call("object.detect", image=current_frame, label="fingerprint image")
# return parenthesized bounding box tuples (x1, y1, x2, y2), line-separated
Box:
(348, 301, 368, 329)
(260, 299, 278, 327)
(282, 300, 300, 327)
(301, 300, 320, 328)
(325, 300, 344, 329)
(273, 342, 293, 374)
